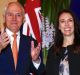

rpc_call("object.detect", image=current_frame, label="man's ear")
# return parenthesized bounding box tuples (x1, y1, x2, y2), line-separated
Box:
(0, 15, 5, 33)
(3, 14, 5, 23)
(23, 16, 25, 23)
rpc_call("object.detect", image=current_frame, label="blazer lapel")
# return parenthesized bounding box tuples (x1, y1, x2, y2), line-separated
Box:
(6, 44, 15, 72)
(16, 36, 30, 74)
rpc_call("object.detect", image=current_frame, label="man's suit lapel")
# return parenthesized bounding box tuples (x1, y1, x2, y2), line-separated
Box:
(16, 36, 31, 74)
(6, 44, 16, 72)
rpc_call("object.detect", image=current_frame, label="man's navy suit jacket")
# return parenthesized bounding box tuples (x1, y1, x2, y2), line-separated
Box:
(0, 34, 44, 75)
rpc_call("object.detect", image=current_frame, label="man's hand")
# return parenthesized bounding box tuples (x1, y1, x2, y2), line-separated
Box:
(0, 26, 10, 52)
(31, 41, 41, 63)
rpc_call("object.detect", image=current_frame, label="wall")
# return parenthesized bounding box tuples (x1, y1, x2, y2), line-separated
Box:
(0, 0, 17, 30)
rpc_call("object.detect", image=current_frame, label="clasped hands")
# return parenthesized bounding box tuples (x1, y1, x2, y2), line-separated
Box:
(0, 28, 41, 63)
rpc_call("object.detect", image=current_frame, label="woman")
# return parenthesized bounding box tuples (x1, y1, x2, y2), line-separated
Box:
(45, 9, 80, 75)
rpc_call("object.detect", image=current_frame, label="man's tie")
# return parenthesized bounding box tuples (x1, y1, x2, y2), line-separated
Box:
(12, 33, 18, 69)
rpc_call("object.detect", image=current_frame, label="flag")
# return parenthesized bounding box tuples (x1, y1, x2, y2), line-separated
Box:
(22, 0, 42, 43)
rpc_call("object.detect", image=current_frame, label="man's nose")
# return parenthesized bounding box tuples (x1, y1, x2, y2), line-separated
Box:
(12, 15, 17, 21)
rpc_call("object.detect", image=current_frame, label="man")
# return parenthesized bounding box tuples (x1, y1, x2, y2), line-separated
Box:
(0, 2, 44, 75)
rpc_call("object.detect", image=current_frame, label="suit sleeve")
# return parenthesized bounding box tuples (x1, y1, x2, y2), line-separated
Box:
(29, 36, 45, 75)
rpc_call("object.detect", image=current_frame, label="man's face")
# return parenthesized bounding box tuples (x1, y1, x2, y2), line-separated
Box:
(4, 3, 24, 33)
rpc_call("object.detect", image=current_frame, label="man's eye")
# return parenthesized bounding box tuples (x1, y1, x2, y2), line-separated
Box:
(16, 13, 22, 17)
(7, 13, 13, 16)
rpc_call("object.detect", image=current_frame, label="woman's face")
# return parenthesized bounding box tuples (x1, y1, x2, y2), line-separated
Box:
(59, 12, 74, 37)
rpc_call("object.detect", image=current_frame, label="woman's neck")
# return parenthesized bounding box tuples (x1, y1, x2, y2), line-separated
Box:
(63, 35, 74, 47)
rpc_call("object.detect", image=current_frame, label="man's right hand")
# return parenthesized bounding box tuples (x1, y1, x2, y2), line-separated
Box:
(0, 26, 10, 52)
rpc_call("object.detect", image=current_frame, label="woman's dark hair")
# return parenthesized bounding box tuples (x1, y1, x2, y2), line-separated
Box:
(53, 9, 80, 54)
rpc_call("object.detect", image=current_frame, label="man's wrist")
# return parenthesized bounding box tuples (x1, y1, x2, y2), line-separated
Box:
(32, 57, 41, 69)
(33, 57, 41, 64)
